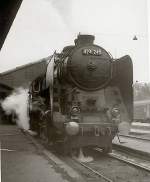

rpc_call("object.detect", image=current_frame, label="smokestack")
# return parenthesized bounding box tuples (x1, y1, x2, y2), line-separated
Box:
(74, 34, 95, 46)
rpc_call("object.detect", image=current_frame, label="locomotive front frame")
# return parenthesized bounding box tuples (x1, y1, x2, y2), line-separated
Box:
(28, 34, 133, 154)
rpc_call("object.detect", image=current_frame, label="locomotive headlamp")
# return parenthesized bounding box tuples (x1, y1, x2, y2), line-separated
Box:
(72, 107, 78, 113)
(71, 106, 80, 115)
(111, 107, 120, 118)
(65, 122, 79, 135)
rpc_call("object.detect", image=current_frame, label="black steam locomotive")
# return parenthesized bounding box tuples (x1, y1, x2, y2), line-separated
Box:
(28, 34, 133, 154)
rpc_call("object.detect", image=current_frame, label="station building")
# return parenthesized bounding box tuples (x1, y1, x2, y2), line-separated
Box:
(134, 100, 150, 122)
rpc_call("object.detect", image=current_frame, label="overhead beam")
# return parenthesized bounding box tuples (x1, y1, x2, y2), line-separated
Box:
(0, 0, 23, 50)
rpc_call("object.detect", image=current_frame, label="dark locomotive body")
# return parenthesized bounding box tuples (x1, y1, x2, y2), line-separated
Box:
(29, 34, 133, 154)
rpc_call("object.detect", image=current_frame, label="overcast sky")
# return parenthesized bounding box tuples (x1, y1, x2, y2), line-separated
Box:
(0, 0, 149, 82)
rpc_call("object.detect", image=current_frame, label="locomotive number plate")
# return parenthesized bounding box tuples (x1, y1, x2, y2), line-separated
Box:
(82, 49, 102, 56)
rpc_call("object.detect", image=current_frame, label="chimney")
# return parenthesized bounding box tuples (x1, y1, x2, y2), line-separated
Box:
(74, 34, 95, 46)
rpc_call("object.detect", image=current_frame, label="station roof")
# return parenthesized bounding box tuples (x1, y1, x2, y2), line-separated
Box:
(0, 57, 49, 76)
(0, 57, 50, 89)
(0, 1, 23, 50)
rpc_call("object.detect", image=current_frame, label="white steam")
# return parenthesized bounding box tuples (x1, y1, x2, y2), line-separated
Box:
(72, 148, 93, 163)
(1, 88, 29, 130)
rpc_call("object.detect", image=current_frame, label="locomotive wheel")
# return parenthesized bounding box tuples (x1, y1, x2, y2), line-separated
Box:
(29, 112, 40, 134)
(39, 113, 54, 144)
(39, 121, 48, 142)
(53, 138, 73, 156)
(57, 144, 71, 156)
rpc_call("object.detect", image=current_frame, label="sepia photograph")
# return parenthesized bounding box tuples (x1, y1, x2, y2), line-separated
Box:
(0, 0, 150, 181)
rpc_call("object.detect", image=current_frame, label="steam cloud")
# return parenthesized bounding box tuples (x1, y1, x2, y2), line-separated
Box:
(0, 88, 29, 130)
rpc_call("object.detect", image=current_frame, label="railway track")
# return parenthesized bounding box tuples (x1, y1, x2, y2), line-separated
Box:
(96, 148, 150, 172)
(70, 147, 150, 182)
(72, 156, 113, 182)
(113, 133, 150, 159)
(25, 130, 150, 182)
(112, 134, 150, 172)
(24, 128, 150, 181)
(119, 134, 150, 141)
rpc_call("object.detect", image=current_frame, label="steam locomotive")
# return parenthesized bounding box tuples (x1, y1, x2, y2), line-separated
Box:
(28, 34, 133, 154)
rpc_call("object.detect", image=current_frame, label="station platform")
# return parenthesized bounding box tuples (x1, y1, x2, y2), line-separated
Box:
(113, 134, 150, 157)
(0, 125, 82, 182)
(130, 122, 150, 135)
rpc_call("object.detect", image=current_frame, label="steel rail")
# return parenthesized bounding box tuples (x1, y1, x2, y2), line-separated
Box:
(0, 133, 20, 136)
(109, 152, 150, 172)
(95, 148, 150, 173)
(72, 158, 113, 182)
(119, 134, 150, 142)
